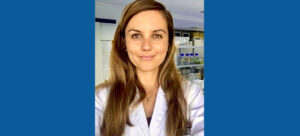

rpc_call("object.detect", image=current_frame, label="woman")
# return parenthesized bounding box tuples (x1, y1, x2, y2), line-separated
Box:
(95, 0, 204, 136)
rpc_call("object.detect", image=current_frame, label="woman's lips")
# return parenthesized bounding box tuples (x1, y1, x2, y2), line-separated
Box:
(139, 55, 155, 61)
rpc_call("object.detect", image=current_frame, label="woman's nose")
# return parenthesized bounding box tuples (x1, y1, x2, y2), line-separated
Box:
(141, 37, 152, 51)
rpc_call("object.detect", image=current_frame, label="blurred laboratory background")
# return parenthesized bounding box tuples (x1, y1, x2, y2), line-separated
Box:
(95, 0, 204, 89)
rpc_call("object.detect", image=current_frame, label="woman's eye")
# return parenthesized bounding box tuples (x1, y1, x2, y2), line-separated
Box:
(131, 34, 141, 39)
(153, 34, 162, 39)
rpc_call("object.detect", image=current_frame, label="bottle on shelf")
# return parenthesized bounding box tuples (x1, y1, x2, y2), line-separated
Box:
(185, 53, 190, 65)
(195, 53, 200, 64)
(199, 57, 204, 64)
(189, 53, 194, 64)
(180, 53, 185, 65)
(176, 53, 183, 65)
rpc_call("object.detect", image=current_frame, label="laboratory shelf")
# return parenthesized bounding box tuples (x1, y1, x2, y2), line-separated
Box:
(176, 64, 204, 68)
(177, 45, 204, 49)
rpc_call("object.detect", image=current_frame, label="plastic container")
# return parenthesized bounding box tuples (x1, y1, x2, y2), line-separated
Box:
(189, 53, 194, 64)
(176, 53, 182, 65)
(195, 53, 200, 64)
(180, 53, 185, 65)
(185, 53, 190, 65)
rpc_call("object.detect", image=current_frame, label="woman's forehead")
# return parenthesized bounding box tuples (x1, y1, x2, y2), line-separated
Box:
(125, 10, 167, 32)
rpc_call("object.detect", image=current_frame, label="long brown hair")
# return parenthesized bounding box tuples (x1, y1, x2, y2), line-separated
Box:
(97, 0, 187, 135)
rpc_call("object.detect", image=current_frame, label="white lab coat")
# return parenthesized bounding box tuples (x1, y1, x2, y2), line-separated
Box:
(95, 81, 204, 136)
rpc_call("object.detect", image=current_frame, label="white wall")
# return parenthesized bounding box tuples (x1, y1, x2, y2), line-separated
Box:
(95, 22, 117, 86)
(95, 1, 125, 86)
(95, 1, 124, 22)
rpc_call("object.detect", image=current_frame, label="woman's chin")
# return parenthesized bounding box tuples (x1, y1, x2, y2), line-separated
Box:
(136, 66, 159, 73)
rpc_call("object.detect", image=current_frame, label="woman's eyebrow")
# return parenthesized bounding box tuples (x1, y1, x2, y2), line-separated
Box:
(153, 29, 167, 34)
(127, 29, 141, 33)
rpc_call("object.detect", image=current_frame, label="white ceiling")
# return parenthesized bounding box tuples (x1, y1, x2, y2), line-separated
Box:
(95, 0, 204, 31)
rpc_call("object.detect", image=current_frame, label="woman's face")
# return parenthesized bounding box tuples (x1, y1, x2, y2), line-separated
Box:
(125, 10, 169, 73)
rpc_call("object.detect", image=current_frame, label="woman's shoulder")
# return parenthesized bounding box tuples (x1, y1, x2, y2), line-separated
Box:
(95, 82, 110, 96)
(182, 80, 204, 105)
(95, 82, 111, 109)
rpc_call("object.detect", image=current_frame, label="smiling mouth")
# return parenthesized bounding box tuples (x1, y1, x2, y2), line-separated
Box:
(139, 55, 155, 61)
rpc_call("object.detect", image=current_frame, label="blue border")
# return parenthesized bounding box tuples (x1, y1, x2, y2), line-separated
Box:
(2, 0, 300, 135)
(0, 0, 95, 135)
(205, 0, 300, 135)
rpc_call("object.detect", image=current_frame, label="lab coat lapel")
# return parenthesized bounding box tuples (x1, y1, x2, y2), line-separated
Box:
(149, 86, 167, 135)
(135, 103, 150, 136)
(129, 86, 168, 136)
(129, 89, 150, 136)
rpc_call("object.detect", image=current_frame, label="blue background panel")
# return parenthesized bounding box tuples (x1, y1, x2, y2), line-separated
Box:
(205, 0, 300, 135)
(0, 0, 94, 135)
(1, 0, 300, 135)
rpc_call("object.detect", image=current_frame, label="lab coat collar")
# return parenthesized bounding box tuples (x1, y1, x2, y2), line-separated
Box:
(130, 86, 168, 136)
(149, 86, 167, 135)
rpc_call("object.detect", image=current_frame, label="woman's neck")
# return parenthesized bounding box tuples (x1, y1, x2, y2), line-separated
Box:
(136, 69, 159, 95)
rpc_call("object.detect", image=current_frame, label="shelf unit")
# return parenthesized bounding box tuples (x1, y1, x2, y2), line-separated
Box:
(175, 44, 204, 68)
(177, 64, 204, 68)
(174, 34, 204, 81)
(177, 45, 204, 49)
